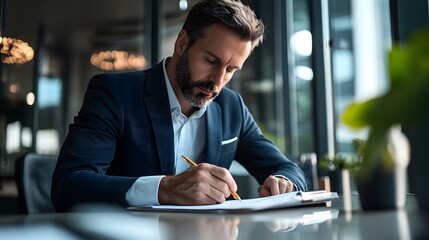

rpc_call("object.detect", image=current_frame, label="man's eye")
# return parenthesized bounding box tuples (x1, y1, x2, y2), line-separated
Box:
(206, 58, 217, 64)
(227, 68, 238, 73)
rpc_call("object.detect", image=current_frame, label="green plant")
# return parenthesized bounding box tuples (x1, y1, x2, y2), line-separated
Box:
(319, 139, 365, 172)
(352, 138, 366, 159)
(341, 28, 429, 177)
(319, 154, 352, 171)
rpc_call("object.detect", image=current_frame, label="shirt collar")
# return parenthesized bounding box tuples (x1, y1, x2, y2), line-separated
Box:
(162, 57, 207, 118)
(163, 57, 180, 112)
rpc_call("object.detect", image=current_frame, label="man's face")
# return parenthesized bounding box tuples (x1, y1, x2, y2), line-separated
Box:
(176, 51, 216, 108)
(176, 24, 252, 108)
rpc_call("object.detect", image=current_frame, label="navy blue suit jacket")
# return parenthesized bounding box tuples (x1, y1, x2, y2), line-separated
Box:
(51, 61, 307, 212)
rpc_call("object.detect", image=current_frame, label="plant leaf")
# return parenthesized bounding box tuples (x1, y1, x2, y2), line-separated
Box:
(341, 97, 382, 130)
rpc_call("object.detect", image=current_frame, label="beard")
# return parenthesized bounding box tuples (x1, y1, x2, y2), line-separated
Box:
(176, 52, 219, 108)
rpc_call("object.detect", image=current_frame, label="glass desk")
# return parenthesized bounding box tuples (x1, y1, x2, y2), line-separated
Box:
(0, 194, 428, 240)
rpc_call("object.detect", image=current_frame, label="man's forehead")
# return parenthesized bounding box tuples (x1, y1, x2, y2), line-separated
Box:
(195, 25, 251, 62)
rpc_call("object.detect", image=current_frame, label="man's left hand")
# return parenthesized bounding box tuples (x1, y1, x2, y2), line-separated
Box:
(258, 175, 295, 197)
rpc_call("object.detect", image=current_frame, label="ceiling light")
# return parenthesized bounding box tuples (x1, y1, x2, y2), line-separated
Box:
(90, 50, 147, 71)
(0, 36, 34, 64)
(179, 0, 188, 11)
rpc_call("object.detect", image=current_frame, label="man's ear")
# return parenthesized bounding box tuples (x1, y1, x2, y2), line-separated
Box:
(175, 30, 188, 55)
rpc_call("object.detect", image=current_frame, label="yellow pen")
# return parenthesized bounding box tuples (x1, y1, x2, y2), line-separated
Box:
(181, 155, 242, 201)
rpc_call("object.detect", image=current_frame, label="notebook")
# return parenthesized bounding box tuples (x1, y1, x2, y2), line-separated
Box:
(127, 190, 338, 213)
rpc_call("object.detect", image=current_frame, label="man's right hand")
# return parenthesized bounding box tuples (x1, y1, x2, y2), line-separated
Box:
(158, 163, 238, 205)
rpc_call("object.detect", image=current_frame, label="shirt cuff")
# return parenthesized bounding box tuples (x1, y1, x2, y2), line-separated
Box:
(273, 175, 299, 191)
(126, 175, 164, 206)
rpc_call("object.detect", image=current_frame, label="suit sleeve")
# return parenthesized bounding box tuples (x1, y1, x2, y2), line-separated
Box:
(233, 93, 308, 191)
(51, 74, 138, 212)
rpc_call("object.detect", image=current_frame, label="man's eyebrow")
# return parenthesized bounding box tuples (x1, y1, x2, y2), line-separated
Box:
(204, 51, 242, 70)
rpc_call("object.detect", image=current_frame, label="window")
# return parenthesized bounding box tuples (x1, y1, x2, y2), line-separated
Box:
(0, 0, 146, 163)
(330, 0, 391, 154)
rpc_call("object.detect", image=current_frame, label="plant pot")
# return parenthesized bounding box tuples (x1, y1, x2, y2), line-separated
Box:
(406, 117, 429, 215)
(328, 170, 350, 195)
(410, 157, 429, 215)
(357, 126, 410, 210)
(357, 165, 408, 210)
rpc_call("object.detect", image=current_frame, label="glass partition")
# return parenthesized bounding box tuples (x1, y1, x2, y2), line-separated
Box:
(329, 0, 391, 154)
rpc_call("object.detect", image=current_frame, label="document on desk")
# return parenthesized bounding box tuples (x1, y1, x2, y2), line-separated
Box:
(127, 191, 338, 213)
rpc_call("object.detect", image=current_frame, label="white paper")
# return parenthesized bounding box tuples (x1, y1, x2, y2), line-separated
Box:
(128, 191, 338, 213)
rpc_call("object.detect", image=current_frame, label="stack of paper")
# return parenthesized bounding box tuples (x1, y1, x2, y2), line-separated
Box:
(128, 191, 338, 213)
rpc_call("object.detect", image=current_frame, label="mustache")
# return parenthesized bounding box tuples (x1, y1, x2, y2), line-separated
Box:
(192, 81, 216, 91)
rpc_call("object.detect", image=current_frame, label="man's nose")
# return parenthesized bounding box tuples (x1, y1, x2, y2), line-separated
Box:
(212, 67, 226, 87)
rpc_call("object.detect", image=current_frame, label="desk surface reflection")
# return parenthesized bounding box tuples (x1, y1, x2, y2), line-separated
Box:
(0, 195, 428, 240)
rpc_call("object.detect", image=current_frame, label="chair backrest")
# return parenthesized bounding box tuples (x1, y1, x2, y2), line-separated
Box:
(286, 153, 319, 191)
(15, 153, 58, 214)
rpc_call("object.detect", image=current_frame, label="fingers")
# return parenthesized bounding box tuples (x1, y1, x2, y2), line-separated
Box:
(194, 163, 235, 202)
(258, 185, 271, 197)
(158, 163, 237, 205)
(258, 176, 295, 197)
(202, 163, 237, 193)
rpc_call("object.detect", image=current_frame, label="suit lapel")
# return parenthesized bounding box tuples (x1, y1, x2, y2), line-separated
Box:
(142, 62, 175, 175)
(205, 102, 222, 166)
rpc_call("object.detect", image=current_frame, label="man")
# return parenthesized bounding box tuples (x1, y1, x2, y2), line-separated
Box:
(51, 0, 307, 212)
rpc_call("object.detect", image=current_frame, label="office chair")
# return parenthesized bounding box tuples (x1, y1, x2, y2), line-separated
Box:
(15, 152, 58, 214)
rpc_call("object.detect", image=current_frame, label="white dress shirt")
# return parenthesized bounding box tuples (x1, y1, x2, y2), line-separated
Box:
(126, 57, 207, 206)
